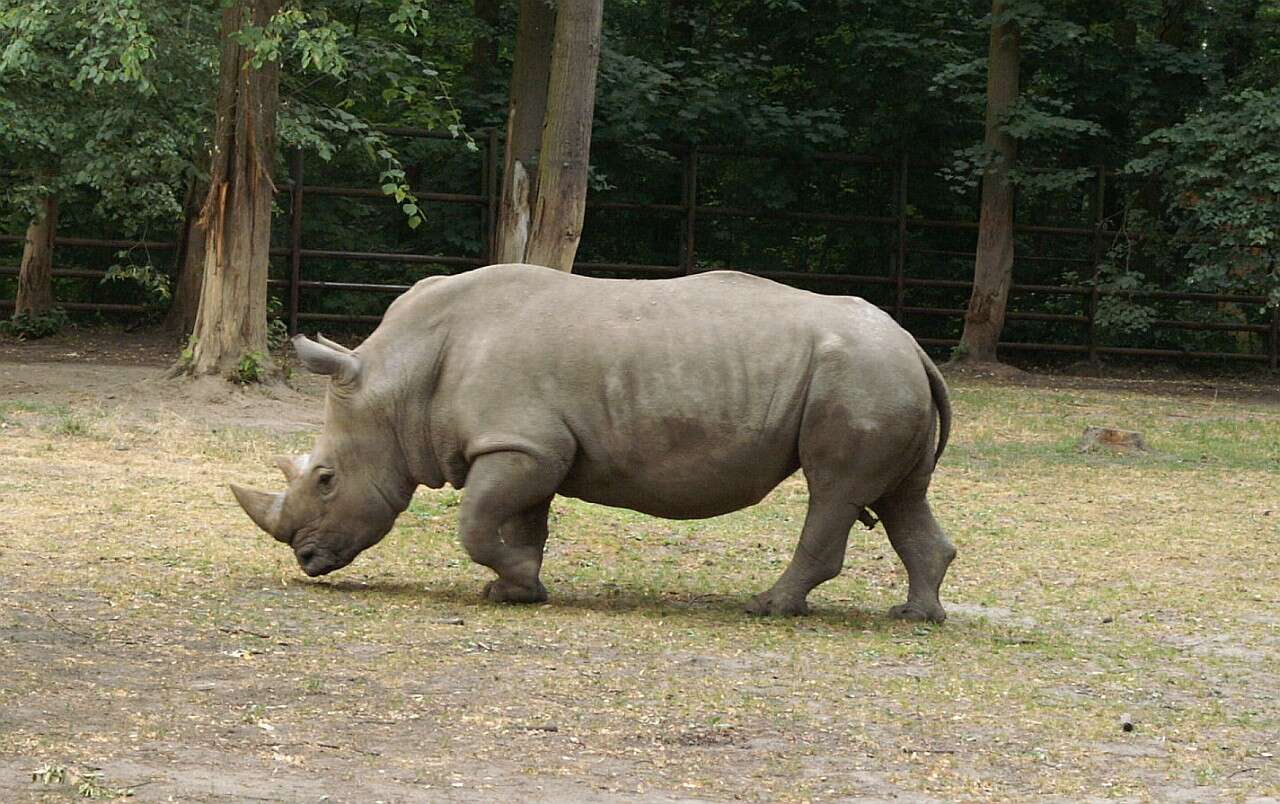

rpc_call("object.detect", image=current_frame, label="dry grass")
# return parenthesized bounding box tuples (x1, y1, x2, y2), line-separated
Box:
(0, 370, 1277, 801)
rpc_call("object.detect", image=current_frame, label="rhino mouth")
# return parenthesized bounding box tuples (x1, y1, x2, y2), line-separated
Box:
(294, 543, 353, 577)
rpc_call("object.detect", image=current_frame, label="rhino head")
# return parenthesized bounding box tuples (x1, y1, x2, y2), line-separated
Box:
(231, 334, 414, 577)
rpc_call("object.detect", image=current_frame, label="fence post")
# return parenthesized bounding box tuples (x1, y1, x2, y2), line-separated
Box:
(895, 153, 908, 320)
(288, 148, 304, 335)
(682, 146, 697, 274)
(1271, 306, 1279, 370)
(1086, 164, 1105, 363)
(485, 128, 499, 263)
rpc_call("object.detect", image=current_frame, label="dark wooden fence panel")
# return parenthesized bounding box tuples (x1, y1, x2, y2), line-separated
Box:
(2, 128, 1277, 368)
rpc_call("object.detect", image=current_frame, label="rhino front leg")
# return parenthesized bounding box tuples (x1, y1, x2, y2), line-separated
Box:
(458, 451, 562, 604)
(875, 487, 955, 624)
(483, 500, 552, 603)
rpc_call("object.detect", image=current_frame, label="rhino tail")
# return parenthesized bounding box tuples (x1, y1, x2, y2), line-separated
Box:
(915, 342, 951, 469)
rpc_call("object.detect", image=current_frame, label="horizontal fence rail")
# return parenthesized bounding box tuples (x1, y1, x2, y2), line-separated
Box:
(2, 130, 1277, 369)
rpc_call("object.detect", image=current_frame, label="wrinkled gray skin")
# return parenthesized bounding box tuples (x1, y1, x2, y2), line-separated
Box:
(232, 264, 956, 622)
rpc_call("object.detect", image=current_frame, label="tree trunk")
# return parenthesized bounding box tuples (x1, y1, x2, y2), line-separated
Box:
(957, 0, 1020, 364)
(524, 0, 604, 271)
(164, 178, 208, 334)
(14, 195, 57, 317)
(469, 0, 500, 79)
(667, 0, 694, 53)
(185, 0, 281, 379)
(494, 0, 555, 264)
(1221, 0, 1259, 84)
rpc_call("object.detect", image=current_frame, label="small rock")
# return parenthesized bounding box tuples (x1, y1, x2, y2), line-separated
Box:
(1121, 713, 1135, 732)
(1102, 615, 1114, 624)
(434, 617, 464, 626)
(521, 723, 558, 733)
(1078, 427, 1147, 453)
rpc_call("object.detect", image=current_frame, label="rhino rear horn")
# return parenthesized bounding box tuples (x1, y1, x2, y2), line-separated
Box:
(293, 334, 361, 384)
(230, 484, 290, 543)
(274, 454, 309, 483)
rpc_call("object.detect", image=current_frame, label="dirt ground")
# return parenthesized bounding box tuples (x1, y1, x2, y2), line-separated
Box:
(1, 328, 1277, 802)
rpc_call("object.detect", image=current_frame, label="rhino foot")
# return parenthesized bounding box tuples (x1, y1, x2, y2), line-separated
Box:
(745, 590, 810, 617)
(888, 601, 946, 624)
(483, 578, 549, 605)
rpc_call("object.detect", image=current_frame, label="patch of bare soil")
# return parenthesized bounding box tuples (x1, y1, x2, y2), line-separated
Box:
(0, 328, 324, 433)
(0, 326, 178, 367)
(1, 328, 1277, 802)
(943, 356, 1279, 405)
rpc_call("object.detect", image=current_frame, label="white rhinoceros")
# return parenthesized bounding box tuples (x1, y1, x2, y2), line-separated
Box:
(233, 263, 956, 622)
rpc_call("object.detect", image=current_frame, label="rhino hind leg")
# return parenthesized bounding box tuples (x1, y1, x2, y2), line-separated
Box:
(746, 492, 863, 617)
(458, 451, 562, 605)
(874, 486, 955, 624)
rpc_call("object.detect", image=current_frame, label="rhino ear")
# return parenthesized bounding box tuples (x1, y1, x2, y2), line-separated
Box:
(293, 334, 361, 384)
(314, 333, 353, 355)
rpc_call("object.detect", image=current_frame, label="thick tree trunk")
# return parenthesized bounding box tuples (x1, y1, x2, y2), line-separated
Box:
(185, 0, 281, 379)
(164, 178, 208, 334)
(14, 196, 57, 317)
(957, 1, 1020, 364)
(495, 0, 555, 263)
(524, 0, 604, 271)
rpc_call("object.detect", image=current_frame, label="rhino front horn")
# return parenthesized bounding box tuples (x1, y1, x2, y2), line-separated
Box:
(230, 484, 289, 543)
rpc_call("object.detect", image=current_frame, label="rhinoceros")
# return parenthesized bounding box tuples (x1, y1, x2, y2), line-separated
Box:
(232, 263, 956, 622)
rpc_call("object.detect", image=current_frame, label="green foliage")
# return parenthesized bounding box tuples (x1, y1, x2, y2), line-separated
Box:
(233, 350, 269, 384)
(0, 0, 1276, 360)
(263, 1, 470, 232)
(177, 334, 197, 371)
(102, 253, 171, 307)
(1, 307, 68, 339)
(30, 763, 133, 798)
(30, 764, 67, 786)
(1128, 89, 1280, 305)
(0, 1, 215, 230)
(266, 296, 288, 351)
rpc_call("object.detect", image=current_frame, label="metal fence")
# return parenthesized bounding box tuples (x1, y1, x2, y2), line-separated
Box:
(2, 127, 1277, 368)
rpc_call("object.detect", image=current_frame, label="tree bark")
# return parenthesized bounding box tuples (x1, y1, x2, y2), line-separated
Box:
(1221, 0, 1260, 84)
(524, 0, 604, 271)
(185, 0, 281, 379)
(667, 0, 694, 53)
(164, 177, 208, 334)
(14, 195, 57, 317)
(495, 0, 555, 264)
(469, 0, 500, 79)
(957, 0, 1020, 364)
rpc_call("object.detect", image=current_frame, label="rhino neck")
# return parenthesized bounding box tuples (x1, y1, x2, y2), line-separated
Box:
(353, 308, 452, 492)
(378, 350, 447, 492)
(395, 405, 445, 490)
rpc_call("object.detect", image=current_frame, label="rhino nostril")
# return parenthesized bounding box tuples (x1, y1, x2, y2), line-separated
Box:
(297, 546, 317, 564)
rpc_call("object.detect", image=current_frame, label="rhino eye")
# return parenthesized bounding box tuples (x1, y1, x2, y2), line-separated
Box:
(316, 469, 335, 492)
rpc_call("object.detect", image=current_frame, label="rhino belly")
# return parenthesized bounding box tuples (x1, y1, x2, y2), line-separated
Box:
(556, 435, 801, 520)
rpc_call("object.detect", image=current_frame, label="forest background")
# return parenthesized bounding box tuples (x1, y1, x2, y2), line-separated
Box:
(1, 0, 1277, 368)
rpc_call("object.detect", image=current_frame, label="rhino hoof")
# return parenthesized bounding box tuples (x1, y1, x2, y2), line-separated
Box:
(888, 601, 946, 624)
(483, 579, 549, 605)
(745, 591, 809, 617)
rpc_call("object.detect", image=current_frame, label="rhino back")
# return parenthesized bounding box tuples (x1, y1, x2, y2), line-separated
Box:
(369, 265, 926, 517)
